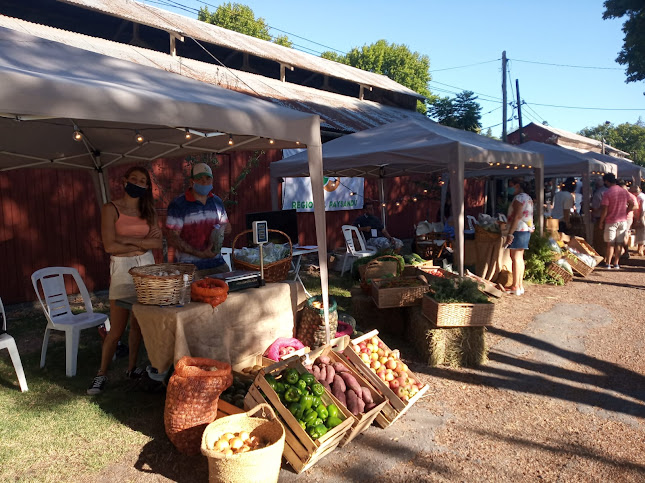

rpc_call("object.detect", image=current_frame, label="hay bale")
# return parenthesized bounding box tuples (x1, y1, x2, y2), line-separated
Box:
(407, 306, 488, 367)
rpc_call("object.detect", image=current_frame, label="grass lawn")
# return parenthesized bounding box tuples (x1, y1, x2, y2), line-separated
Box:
(0, 270, 360, 481)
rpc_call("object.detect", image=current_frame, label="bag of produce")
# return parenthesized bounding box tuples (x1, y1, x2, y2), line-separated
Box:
(264, 337, 306, 361)
(296, 296, 338, 349)
(555, 258, 574, 275)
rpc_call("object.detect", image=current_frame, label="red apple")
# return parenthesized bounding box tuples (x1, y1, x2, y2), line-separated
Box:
(377, 341, 385, 349)
(386, 360, 397, 370)
(377, 348, 385, 357)
(359, 342, 367, 350)
(370, 360, 381, 370)
(396, 387, 409, 400)
(396, 361, 405, 372)
(370, 336, 379, 346)
(396, 376, 407, 387)
(385, 372, 394, 382)
(389, 379, 400, 390)
(377, 370, 387, 381)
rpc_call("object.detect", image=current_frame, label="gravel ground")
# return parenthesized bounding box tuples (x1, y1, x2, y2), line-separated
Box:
(84, 252, 645, 482)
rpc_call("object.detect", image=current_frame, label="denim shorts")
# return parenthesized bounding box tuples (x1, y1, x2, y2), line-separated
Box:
(508, 231, 530, 250)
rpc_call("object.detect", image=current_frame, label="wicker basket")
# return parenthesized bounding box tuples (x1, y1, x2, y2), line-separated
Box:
(421, 294, 494, 327)
(546, 263, 574, 284)
(359, 255, 402, 294)
(371, 277, 430, 308)
(232, 229, 292, 283)
(474, 224, 502, 242)
(129, 263, 196, 305)
(563, 251, 593, 277)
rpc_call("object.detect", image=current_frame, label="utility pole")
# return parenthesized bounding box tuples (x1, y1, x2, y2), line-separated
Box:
(502, 51, 507, 142)
(516, 79, 523, 143)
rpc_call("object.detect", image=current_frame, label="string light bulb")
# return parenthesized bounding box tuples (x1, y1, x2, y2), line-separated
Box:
(268, 138, 275, 145)
(184, 129, 192, 140)
(295, 141, 300, 145)
(412, 196, 418, 202)
(423, 189, 428, 194)
(228, 134, 234, 146)
(496, 162, 501, 166)
(395, 201, 401, 207)
(381, 202, 387, 207)
(528, 165, 532, 169)
(135, 131, 144, 144)
(72, 126, 83, 142)
(349, 191, 355, 196)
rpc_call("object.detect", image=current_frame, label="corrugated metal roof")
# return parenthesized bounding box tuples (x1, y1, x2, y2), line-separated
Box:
(57, 0, 424, 100)
(0, 15, 425, 133)
(524, 122, 630, 157)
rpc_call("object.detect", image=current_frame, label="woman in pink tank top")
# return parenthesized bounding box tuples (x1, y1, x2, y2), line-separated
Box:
(87, 166, 161, 395)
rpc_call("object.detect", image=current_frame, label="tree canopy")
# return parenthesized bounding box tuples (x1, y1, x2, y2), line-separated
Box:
(579, 119, 645, 166)
(198, 3, 292, 47)
(322, 39, 433, 113)
(427, 91, 483, 133)
(603, 0, 645, 84)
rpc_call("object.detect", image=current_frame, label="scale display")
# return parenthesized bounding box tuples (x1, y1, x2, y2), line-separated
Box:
(252, 220, 268, 244)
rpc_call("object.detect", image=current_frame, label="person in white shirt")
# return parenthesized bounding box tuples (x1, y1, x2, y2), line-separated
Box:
(629, 184, 645, 256)
(550, 177, 576, 233)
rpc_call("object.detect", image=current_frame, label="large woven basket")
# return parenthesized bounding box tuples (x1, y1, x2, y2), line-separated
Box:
(371, 277, 430, 308)
(201, 403, 285, 483)
(129, 263, 196, 305)
(563, 251, 593, 277)
(474, 224, 502, 242)
(232, 229, 292, 283)
(421, 294, 494, 327)
(546, 263, 573, 284)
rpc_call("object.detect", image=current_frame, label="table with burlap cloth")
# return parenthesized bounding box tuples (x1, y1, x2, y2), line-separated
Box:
(133, 281, 307, 373)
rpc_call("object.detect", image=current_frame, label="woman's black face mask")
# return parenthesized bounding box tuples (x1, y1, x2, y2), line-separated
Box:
(125, 182, 147, 199)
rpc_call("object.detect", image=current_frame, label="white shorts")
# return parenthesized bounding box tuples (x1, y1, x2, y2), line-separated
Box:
(109, 251, 155, 300)
(603, 221, 628, 244)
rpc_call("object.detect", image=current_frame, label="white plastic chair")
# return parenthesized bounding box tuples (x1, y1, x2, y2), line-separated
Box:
(340, 225, 377, 276)
(0, 296, 28, 392)
(31, 267, 110, 377)
(220, 247, 233, 271)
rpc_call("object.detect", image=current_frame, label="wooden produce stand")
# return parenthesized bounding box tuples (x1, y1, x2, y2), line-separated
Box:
(244, 357, 353, 474)
(343, 330, 429, 428)
(305, 344, 387, 447)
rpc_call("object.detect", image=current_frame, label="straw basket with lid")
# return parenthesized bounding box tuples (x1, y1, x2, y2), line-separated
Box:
(128, 263, 196, 305)
(201, 403, 285, 483)
(232, 229, 292, 283)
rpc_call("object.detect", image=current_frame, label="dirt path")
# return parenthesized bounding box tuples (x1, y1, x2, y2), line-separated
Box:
(88, 255, 645, 482)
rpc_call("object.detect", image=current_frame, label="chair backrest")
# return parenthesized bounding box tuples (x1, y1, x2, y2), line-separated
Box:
(31, 267, 94, 326)
(220, 247, 233, 271)
(341, 225, 368, 255)
(0, 296, 6, 332)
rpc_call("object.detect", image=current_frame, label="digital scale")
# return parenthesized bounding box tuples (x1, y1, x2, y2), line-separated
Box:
(208, 270, 263, 292)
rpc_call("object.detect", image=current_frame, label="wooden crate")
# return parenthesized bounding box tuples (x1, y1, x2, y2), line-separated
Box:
(421, 294, 494, 327)
(216, 399, 245, 419)
(243, 357, 354, 474)
(308, 344, 388, 447)
(343, 330, 429, 428)
(401, 261, 435, 277)
(416, 266, 459, 281)
(568, 236, 603, 265)
(371, 277, 430, 308)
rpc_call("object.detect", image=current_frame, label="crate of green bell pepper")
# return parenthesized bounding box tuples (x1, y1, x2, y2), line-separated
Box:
(244, 355, 353, 474)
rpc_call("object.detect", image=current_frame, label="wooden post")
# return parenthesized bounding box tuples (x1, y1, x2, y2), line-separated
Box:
(516, 79, 523, 143)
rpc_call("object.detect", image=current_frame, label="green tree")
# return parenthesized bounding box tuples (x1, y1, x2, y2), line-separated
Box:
(579, 119, 645, 166)
(427, 91, 482, 133)
(603, 0, 645, 84)
(198, 3, 292, 47)
(322, 39, 433, 113)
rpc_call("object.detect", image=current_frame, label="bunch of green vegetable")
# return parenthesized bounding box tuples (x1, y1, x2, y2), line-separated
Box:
(430, 277, 490, 304)
(524, 233, 564, 285)
(402, 253, 429, 266)
(265, 369, 344, 440)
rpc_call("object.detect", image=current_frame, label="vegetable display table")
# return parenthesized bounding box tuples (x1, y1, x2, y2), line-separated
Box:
(133, 281, 306, 374)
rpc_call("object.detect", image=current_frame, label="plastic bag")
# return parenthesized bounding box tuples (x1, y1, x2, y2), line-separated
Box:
(264, 337, 306, 361)
(335, 321, 353, 338)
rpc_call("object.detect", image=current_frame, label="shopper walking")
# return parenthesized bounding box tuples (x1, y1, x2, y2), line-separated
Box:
(598, 173, 635, 269)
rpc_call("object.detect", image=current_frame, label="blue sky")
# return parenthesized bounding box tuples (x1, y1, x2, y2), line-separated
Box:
(148, 0, 644, 137)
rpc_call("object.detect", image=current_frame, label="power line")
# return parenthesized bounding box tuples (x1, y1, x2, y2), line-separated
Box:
(511, 58, 623, 70)
(522, 102, 644, 111)
(430, 58, 499, 72)
(523, 102, 547, 125)
(429, 80, 502, 102)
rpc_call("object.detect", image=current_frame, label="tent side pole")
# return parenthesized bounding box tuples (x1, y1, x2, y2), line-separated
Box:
(535, 166, 544, 236)
(271, 177, 279, 211)
(378, 175, 386, 225)
(582, 169, 591, 241)
(451, 156, 465, 277)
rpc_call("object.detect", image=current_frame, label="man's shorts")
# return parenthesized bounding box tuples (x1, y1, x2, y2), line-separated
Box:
(109, 251, 155, 300)
(604, 220, 628, 244)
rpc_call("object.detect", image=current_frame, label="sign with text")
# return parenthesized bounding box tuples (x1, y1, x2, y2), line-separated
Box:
(282, 176, 364, 212)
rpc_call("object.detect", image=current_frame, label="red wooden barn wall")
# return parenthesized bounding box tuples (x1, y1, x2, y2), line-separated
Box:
(0, 151, 485, 304)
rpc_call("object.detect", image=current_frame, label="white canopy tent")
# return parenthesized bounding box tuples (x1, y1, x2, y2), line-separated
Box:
(270, 118, 544, 276)
(0, 27, 333, 336)
(471, 141, 618, 241)
(579, 151, 645, 182)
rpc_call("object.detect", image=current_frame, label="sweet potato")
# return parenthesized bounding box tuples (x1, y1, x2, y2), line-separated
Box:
(364, 402, 377, 411)
(356, 396, 365, 414)
(319, 365, 327, 383)
(316, 355, 331, 365)
(333, 384, 346, 406)
(346, 389, 360, 415)
(312, 365, 321, 380)
(360, 387, 373, 404)
(325, 365, 336, 385)
(332, 362, 350, 373)
(320, 380, 331, 391)
(339, 372, 362, 395)
(332, 374, 346, 393)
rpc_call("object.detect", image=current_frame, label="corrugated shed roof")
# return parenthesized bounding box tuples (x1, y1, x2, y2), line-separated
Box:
(57, 0, 424, 100)
(0, 15, 425, 133)
(523, 122, 630, 157)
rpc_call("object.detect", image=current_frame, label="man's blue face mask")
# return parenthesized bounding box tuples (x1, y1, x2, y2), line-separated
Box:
(193, 183, 212, 196)
(507, 187, 516, 196)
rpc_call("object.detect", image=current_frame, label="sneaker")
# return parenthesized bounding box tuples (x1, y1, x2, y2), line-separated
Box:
(613, 264, 620, 270)
(599, 262, 612, 269)
(126, 367, 146, 379)
(87, 375, 108, 395)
